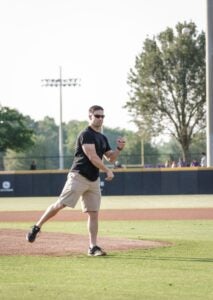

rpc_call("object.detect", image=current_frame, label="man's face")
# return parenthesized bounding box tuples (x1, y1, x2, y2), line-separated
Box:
(89, 109, 105, 128)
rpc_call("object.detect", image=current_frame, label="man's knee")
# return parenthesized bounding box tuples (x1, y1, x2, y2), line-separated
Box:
(52, 200, 66, 210)
(87, 211, 98, 219)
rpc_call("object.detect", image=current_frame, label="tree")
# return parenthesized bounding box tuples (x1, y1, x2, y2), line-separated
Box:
(0, 106, 34, 170)
(34, 117, 59, 169)
(125, 21, 206, 162)
(4, 116, 161, 170)
(5, 116, 59, 170)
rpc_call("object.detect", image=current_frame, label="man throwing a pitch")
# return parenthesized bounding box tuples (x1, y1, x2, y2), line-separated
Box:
(26, 105, 125, 256)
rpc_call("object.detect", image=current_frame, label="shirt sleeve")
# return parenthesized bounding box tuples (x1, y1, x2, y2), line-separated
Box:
(80, 131, 94, 145)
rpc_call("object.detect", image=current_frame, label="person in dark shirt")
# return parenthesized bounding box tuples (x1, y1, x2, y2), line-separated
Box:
(30, 160, 37, 170)
(26, 105, 125, 256)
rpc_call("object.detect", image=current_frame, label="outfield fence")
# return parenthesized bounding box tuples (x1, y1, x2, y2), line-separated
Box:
(2, 152, 204, 171)
(0, 167, 213, 197)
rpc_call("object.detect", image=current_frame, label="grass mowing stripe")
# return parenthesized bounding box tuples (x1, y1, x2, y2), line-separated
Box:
(1, 220, 213, 241)
(1, 195, 213, 211)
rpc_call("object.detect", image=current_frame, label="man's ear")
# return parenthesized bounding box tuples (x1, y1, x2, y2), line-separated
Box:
(89, 114, 92, 120)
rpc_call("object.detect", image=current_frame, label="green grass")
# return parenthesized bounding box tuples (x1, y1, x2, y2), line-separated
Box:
(1, 250, 212, 300)
(1, 194, 213, 211)
(0, 220, 213, 300)
(1, 219, 213, 242)
(0, 196, 213, 299)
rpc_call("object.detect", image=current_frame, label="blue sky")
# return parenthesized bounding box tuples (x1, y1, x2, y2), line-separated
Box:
(0, 0, 206, 131)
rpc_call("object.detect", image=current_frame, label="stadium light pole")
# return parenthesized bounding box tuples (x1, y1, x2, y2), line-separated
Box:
(141, 138, 144, 166)
(41, 66, 80, 169)
(206, 0, 213, 166)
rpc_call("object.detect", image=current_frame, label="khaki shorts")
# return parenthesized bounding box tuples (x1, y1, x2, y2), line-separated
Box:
(57, 172, 101, 212)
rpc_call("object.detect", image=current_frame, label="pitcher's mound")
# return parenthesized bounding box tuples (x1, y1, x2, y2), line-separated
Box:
(0, 229, 170, 256)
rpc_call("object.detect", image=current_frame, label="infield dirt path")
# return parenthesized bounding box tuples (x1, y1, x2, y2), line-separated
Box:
(1, 207, 213, 222)
(0, 208, 212, 256)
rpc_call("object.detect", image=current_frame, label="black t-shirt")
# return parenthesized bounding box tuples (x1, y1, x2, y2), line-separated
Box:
(70, 126, 111, 181)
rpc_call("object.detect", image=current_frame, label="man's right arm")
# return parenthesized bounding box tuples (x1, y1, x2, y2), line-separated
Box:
(82, 144, 114, 181)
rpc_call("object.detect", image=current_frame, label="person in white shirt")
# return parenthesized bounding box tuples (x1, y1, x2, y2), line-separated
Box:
(200, 152, 206, 167)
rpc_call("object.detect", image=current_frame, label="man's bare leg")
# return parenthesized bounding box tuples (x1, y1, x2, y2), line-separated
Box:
(26, 200, 65, 242)
(36, 201, 65, 228)
(87, 211, 106, 256)
(87, 211, 98, 247)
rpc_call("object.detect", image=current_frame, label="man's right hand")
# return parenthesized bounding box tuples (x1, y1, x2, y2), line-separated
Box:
(105, 169, 114, 181)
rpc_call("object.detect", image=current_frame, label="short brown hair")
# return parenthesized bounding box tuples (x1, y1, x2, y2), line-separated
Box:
(89, 105, 104, 114)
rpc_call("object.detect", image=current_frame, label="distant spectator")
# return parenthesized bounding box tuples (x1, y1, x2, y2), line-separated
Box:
(171, 161, 177, 168)
(30, 160, 37, 170)
(164, 160, 171, 168)
(177, 158, 183, 167)
(200, 152, 206, 167)
(177, 158, 187, 167)
(190, 159, 199, 167)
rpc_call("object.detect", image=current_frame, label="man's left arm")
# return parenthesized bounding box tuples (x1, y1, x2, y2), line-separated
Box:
(104, 137, 126, 163)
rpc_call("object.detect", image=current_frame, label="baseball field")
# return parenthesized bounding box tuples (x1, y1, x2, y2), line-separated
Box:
(0, 195, 213, 300)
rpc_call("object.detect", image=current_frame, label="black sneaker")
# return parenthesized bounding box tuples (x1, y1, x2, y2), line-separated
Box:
(26, 225, 40, 243)
(88, 245, 107, 256)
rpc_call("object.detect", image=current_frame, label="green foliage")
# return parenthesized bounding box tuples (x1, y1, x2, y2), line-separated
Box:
(4, 116, 161, 169)
(189, 131, 206, 158)
(104, 127, 160, 166)
(34, 117, 59, 169)
(0, 107, 34, 153)
(157, 130, 206, 166)
(125, 21, 206, 162)
(0, 106, 34, 169)
(4, 116, 59, 170)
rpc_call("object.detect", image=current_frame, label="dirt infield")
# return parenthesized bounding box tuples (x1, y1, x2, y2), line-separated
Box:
(1, 208, 213, 222)
(0, 229, 170, 256)
(0, 208, 212, 256)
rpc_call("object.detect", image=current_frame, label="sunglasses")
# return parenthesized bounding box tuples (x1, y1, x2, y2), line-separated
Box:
(94, 114, 105, 119)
